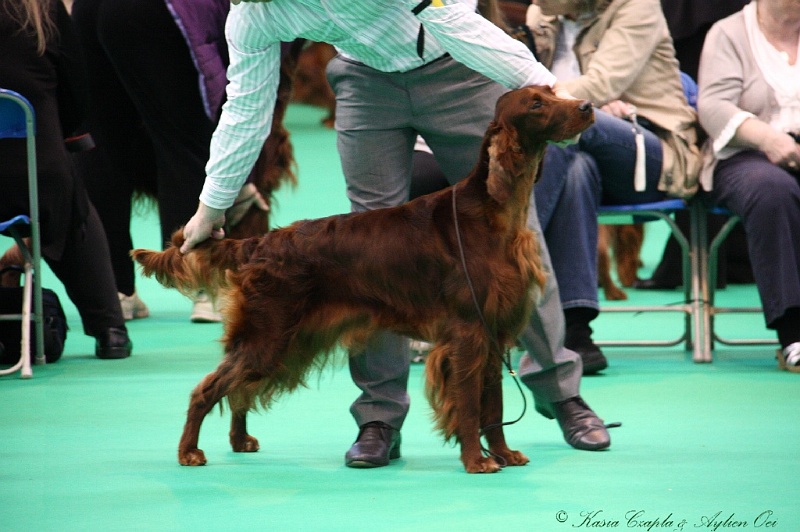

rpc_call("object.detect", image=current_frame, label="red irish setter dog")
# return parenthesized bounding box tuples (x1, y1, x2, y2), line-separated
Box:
(132, 86, 594, 473)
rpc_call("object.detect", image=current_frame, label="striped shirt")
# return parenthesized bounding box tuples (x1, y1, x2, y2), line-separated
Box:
(200, 0, 556, 210)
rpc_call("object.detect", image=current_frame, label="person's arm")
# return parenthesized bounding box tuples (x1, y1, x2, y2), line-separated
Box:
(561, 0, 664, 104)
(697, 20, 800, 170)
(409, 0, 556, 89)
(181, 7, 281, 253)
(731, 118, 800, 168)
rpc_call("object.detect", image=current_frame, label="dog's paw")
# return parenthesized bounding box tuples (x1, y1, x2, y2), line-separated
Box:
(230, 434, 260, 453)
(464, 456, 502, 474)
(178, 448, 207, 466)
(498, 449, 529, 466)
(603, 285, 628, 301)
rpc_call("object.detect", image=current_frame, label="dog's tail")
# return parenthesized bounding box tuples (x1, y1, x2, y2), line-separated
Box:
(131, 229, 254, 296)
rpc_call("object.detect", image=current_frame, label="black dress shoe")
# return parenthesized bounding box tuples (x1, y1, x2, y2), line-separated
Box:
(564, 331, 606, 376)
(632, 278, 679, 290)
(95, 327, 132, 359)
(345, 421, 401, 468)
(564, 307, 608, 375)
(567, 340, 608, 375)
(537, 396, 610, 451)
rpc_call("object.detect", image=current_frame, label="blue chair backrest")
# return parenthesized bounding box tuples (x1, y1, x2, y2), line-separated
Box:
(679, 72, 698, 111)
(0, 88, 36, 139)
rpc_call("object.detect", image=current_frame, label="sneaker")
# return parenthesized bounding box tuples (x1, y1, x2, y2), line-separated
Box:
(409, 340, 432, 363)
(777, 342, 800, 373)
(190, 290, 222, 323)
(118, 292, 150, 321)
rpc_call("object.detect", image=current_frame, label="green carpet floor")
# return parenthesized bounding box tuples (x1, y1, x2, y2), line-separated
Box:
(2, 105, 798, 532)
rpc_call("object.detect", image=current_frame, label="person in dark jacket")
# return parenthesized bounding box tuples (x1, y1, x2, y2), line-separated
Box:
(70, 0, 248, 323)
(0, 0, 132, 359)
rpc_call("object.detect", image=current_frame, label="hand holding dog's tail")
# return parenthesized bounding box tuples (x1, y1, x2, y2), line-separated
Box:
(131, 228, 247, 296)
(180, 202, 226, 254)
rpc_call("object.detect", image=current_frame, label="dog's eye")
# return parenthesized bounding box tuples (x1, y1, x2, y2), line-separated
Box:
(530, 101, 543, 110)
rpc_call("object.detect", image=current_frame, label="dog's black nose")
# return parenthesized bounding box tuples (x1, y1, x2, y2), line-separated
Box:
(578, 100, 593, 113)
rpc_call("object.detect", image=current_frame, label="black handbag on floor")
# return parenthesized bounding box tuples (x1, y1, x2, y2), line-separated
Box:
(0, 284, 68, 364)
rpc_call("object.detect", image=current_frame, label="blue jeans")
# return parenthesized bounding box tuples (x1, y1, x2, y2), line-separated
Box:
(534, 109, 665, 311)
(704, 150, 800, 327)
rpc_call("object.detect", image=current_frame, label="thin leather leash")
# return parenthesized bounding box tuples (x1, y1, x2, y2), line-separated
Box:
(452, 189, 623, 444)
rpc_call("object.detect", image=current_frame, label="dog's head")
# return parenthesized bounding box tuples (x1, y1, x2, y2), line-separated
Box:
(485, 86, 594, 203)
(493, 85, 594, 152)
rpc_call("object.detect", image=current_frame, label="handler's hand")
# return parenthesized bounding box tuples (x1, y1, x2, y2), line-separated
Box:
(180, 202, 226, 254)
(549, 83, 583, 147)
(552, 82, 575, 101)
(601, 99, 636, 119)
(225, 183, 269, 228)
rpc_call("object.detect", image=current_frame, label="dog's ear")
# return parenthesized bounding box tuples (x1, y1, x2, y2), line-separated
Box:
(486, 124, 524, 204)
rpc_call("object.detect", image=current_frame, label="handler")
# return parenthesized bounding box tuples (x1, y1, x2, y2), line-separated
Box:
(179, 0, 612, 468)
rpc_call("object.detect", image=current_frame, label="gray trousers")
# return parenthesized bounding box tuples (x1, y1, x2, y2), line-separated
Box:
(326, 55, 582, 430)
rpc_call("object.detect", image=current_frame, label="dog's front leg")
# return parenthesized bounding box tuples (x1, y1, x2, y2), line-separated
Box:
(449, 352, 503, 473)
(480, 360, 529, 467)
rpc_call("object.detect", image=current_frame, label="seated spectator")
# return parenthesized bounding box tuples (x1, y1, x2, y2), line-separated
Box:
(524, 0, 702, 374)
(0, 0, 131, 359)
(636, 0, 751, 292)
(696, 0, 800, 373)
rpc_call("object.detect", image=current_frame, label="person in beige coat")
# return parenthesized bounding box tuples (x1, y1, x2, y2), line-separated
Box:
(524, 0, 701, 373)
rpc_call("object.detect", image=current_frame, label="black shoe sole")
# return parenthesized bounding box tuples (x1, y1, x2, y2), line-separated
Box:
(345, 446, 401, 468)
(632, 279, 679, 290)
(96, 343, 132, 359)
(575, 349, 608, 375)
(565, 343, 608, 375)
(568, 434, 611, 451)
(345, 458, 390, 468)
(582, 356, 608, 375)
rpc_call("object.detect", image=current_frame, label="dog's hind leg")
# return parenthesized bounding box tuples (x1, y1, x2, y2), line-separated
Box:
(229, 410, 260, 453)
(479, 358, 529, 467)
(229, 385, 261, 453)
(178, 361, 237, 466)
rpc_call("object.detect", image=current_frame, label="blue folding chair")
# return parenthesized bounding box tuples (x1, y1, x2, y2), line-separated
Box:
(0, 88, 45, 378)
(696, 205, 777, 358)
(597, 199, 706, 362)
(593, 72, 709, 362)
